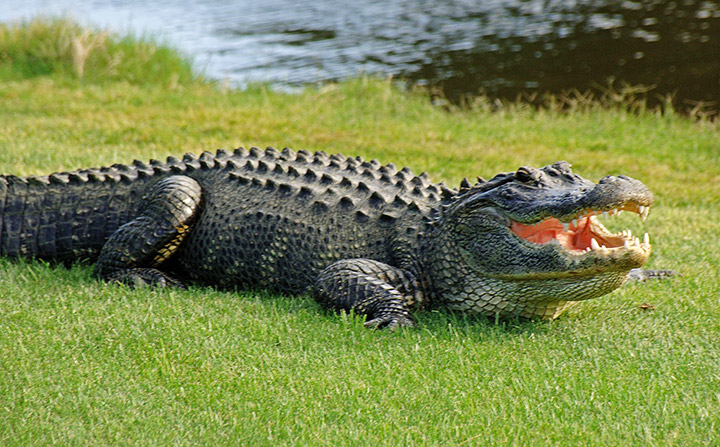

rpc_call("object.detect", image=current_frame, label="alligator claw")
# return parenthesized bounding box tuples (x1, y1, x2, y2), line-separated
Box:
(363, 314, 416, 331)
(104, 268, 187, 289)
(626, 268, 680, 282)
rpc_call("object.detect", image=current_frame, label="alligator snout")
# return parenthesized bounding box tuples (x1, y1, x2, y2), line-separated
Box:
(585, 174, 654, 209)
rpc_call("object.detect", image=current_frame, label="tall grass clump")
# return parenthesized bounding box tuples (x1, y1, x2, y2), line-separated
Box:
(0, 17, 197, 85)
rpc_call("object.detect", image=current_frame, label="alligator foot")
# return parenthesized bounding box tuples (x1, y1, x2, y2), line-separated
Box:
(313, 258, 419, 330)
(626, 268, 680, 282)
(364, 313, 416, 331)
(104, 267, 187, 289)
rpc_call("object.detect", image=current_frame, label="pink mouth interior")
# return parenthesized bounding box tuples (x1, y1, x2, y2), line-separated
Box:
(510, 216, 620, 252)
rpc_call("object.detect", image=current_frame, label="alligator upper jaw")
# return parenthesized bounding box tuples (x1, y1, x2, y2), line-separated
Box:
(509, 205, 652, 257)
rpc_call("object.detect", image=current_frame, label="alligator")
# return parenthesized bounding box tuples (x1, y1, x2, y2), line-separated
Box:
(0, 147, 661, 329)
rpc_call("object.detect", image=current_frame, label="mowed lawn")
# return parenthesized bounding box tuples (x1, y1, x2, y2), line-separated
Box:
(1, 19, 719, 446)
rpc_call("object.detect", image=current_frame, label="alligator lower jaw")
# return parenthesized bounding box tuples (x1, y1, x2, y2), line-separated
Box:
(510, 212, 651, 259)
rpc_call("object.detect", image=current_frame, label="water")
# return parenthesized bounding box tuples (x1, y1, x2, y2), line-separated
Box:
(1, 0, 718, 108)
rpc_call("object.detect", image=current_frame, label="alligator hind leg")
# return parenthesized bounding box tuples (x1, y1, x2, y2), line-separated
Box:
(313, 259, 423, 330)
(95, 175, 202, 288)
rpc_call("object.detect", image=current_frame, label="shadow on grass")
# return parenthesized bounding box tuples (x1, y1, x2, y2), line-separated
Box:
(2, 257, 557, 340)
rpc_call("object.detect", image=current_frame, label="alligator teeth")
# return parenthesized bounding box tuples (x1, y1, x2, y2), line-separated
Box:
(638, 205, 650, 221)
(590, 238, 600, 251)
(643, 232, 649, 245)
(572, 218, 578, 228)
(562, 222, 570, 232)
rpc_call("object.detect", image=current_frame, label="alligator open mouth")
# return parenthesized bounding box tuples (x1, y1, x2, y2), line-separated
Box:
(510, 204, 651, 255)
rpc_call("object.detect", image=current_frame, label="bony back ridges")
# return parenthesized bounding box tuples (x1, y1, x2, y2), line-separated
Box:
(228, 172, 249, 185)
(360, 169, 377, 181)
(68, 172, 89, 184)
(224, 159, 242, 171)
(338, 196, 355, 210)
(27, 176, 50, 187)
(153, 164, 174, 175)
(242, 159, 257, 172)
(379, 173, 394, 185)
(199, 157, 219, 170)
(272, 163, 286, 176)
(311, 150, 330, 165)
(368, 191, 386, 209)
(395, 167, 413, 181)
(328, 152, 345, 162)
(263, 178, 278, 191)
(392, 194, 410, 208)
(311, 200, 330, 214)
(248, 147, 263, 159)
(303, 168, 318, 183)
(132, 159, 151, 170)
(354, 209, 370, 223)
(277, 182, 297, 196)
(356, 181, 371, 195)
(297, 186, 314, 200)
(378, 212, 399, 224)
(319, 172, 336, 185)
(294, 151, 310, 164)
(280, 147, 295, 159)
(321, 186, 338, 199)
(263, 146, 280, 157)
(380, 162, 397, 175)
(49, 173, 70, 185)
(255, 159, 271, 174)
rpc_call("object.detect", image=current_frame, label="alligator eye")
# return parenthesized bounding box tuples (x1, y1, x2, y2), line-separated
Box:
(515, 167, 535, 183)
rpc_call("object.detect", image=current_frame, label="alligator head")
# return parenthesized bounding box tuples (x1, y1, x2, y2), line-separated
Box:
(426, 161, 653, 319)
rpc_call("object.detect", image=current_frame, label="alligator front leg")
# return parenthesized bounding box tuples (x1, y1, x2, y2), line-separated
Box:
(95, 175, 202, 288)
(312, 259, 423, 330)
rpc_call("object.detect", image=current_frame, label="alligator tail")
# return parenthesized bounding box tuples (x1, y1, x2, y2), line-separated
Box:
(0, 150, 236, 264)
(0, 158, 188, 264)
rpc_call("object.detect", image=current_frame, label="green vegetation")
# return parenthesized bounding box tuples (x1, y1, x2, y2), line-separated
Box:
(1, 18, 719, 446)
(0, 18, 196, 85)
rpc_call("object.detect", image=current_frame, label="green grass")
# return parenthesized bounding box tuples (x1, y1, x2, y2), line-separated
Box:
(0, 17, 196, 85)
(1, 18, 719, 446)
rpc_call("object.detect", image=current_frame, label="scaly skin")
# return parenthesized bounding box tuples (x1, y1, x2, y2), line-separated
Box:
(1, 147, 660, 329)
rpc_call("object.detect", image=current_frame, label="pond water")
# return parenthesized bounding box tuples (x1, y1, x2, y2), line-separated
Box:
(2, 0, 719, 109)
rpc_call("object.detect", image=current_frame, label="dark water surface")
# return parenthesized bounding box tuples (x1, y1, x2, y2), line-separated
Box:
(2, 0, 719, 108)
